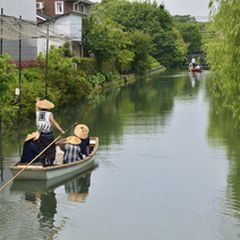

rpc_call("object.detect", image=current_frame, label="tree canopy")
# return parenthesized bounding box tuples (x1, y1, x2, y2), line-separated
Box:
(83, 0, 188, 71)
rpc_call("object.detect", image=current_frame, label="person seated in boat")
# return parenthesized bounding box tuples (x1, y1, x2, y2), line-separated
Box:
(36, 98, 65, 167)
(195, 65, 201, 70)
(20, 131, 40, 163)
(63, 136, 83, 163)
(74, 124, 91, 157)
(188, 62, 193, 70)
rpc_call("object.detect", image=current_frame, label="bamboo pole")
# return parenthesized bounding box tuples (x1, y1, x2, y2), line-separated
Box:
(0, 122, 77, 192)
(0, 135, 61, 192)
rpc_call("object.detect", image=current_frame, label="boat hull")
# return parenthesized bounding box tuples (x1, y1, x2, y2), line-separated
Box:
(188, 68, 202, 72)
(10, 137, 99, 181)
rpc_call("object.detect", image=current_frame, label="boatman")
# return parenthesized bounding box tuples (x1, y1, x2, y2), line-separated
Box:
(191, 58, 196, 68)
(36, 98, 65, 167)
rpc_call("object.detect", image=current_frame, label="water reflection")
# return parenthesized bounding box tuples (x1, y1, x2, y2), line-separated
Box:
(189, 72, 201, 88)
(38, 191, 57, 230)
(208, 94, 240, 236)
(4, 169, 95, 240)
(22, 190, 58, 239)
(65, 171, 91, 203)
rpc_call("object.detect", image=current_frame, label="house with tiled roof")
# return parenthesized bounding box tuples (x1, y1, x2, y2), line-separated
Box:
(36, 1, 95, 57)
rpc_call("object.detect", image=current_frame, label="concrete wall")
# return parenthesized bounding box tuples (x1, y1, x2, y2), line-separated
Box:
(0, 0, 37, 60)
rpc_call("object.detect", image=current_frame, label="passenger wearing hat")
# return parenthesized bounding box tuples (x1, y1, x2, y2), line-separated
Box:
(36, 98, 65, 166)
(20, 131, 40, 163)
(74, 124, 90, 157)
(63, 136, 83, 163)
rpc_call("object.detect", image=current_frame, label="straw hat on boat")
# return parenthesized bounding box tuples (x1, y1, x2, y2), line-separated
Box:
(74, 124, 89, 139)
(25, 131, 40, 142)
(66, 136, 81, 145)
(36, 99, 55, 109)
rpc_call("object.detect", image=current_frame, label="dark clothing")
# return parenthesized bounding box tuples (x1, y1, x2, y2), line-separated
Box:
(80, 137, 90, 156)
(39, 132, 56, 166)
(20, 140, 40, 163)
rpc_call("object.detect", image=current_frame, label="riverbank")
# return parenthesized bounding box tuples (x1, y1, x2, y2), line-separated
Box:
(96, 65, 166, 92)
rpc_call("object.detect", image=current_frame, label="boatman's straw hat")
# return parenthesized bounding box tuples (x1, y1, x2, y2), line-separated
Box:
(25, 131, 40, 142)
(36, 99, 55, 109)
(74, 124, 89, 139)
(66, 136, 81, 145)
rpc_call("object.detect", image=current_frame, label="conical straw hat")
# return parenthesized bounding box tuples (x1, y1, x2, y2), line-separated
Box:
(36, 99, 55, 109)
(66, 136, 81, 145)
(74, 124, 89, 139)
(25, 131, 40, 142)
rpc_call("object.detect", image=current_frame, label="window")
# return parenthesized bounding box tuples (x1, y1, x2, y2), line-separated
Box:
(55, 1, 64, 14)
(74, 3, 86, 13)
(80, 4, 85, 13)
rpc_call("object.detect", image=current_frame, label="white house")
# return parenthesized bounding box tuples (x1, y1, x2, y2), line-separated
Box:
(0, 0, 38, 60)
(38, 11, 84, 57)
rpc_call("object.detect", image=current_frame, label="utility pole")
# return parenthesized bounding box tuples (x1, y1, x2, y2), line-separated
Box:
(17, 15, 22, 157)
(45, 18, 50, 98)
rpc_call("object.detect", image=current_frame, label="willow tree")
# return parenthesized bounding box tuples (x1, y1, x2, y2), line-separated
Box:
(205, 0, 240, 127)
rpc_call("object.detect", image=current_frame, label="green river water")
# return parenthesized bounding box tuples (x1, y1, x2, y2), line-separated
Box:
(1, 70, 240, 240)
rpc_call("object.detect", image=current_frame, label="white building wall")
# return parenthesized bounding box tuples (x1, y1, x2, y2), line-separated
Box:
(37, 14, 82, 55)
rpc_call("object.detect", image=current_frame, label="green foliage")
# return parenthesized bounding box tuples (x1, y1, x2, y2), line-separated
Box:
(83, 16, 129, 69)
(38, 47, 91, 106)
(0, 54, 18, 121)
(128, 30, 154, 73)
(88, 73, 105, 86)
(104, 70, 121, 82)
(116, 49, 134, 73)
(78, 57, 97, 75)
(173, 15, 202, 55)
(88, 70, 121, 86)
(147, 56, 161, 69)
(205, 0, 240, 127)
(89, 0, 187, 68)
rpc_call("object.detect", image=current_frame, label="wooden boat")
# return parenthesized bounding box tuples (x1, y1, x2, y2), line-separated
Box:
(188, 66, 203, 72)
(10, 137, 99, 181)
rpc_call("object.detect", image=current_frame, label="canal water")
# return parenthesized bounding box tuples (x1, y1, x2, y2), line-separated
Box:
(1, 70, 240, 240)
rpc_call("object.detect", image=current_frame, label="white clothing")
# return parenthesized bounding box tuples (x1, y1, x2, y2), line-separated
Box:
(191, 58, 196, 64)
(36, 110, 52, 133)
